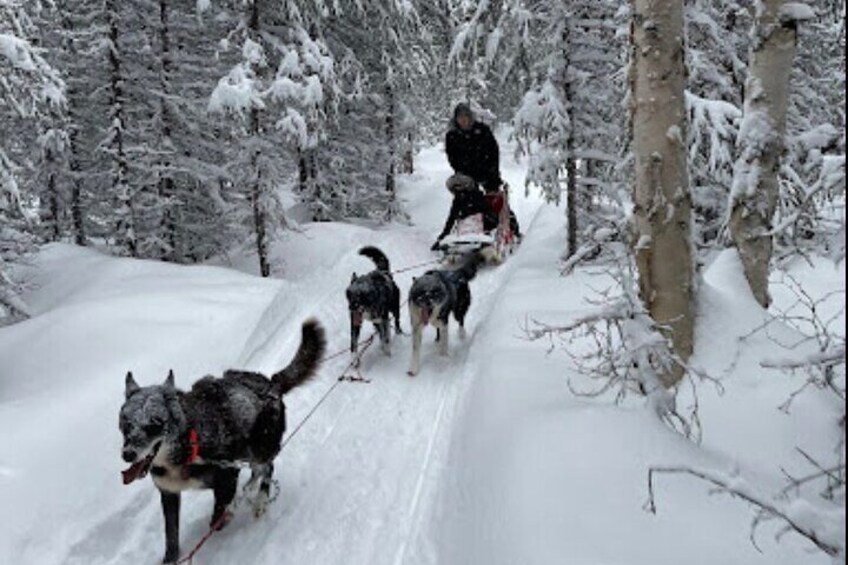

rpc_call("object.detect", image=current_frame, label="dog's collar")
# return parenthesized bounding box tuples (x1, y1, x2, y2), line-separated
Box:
(186, 428, 200, 465)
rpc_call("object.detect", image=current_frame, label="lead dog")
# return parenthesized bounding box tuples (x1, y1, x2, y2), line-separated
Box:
(407, 252, 483, 376)
(119, 320, 326, 564)
(346, 246, 403, 360)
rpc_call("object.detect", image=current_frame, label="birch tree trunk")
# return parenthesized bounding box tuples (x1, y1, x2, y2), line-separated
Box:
(629, 0, 694, 387)
(729, 0, 800, 307)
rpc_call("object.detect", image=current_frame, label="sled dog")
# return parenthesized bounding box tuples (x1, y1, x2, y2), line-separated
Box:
(407, 251, 483, 376)
(119, 320, 326, 563)
(346, 246, 403, 360)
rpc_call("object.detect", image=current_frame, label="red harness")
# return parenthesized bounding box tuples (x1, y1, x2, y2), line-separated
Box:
(187, 428, 200, 464)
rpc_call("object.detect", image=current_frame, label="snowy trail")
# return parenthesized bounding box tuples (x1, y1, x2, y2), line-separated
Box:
(176, 142, 546, 565)
(0, 135, 545, 565)
(2, 134, 839, 565)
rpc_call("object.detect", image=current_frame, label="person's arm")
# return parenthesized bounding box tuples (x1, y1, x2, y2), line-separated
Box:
(438, 198, 460, 240)
(445, 131, 462, 172)
(485, 126, 500, 172)
(480, 125, 501, 189)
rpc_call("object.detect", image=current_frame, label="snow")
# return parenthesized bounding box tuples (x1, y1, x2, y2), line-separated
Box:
(0, 133, 843, 564)
(780, 3, 816, 23)
(0, 33, 36, 72)
(208, 64, 265, 114)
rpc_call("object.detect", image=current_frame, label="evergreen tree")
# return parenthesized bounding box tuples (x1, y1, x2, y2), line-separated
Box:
(0, 0, 65, 321)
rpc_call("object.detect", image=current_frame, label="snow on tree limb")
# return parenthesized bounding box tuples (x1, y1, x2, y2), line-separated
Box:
(646, 465, 845, 559)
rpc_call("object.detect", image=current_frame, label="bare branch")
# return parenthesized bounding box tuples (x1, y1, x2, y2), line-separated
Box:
(646, 465, 844, 558)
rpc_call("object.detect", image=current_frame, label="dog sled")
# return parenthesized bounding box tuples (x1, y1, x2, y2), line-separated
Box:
(436, 183, 518, 265)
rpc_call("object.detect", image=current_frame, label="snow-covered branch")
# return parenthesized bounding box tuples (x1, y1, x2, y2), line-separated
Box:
(646, 464, 845, 560)
(524, 243, 719, 441)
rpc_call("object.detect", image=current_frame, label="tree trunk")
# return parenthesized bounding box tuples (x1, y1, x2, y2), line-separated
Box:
(385, 81, 396, 219)
(68, 123, 86, 245)
(158, 0, 177, 261)
(564, 20, 578, 258)
(629, 0, 694, 387)
(729, 0, 799, 307)
(106, 0, 136, 257)
(403, 133, 414, 174)
(298, 149, 322, 221)
(70, 149, 86, 246)
(59, 7, 87, 246)
(44, 146, 61, 241)
(248, 1, 270, 278)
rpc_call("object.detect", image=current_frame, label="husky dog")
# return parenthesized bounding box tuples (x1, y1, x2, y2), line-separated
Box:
(346, 246, 403, 359)
(119, 320, 326, 564)
(407, 252, 483, 376)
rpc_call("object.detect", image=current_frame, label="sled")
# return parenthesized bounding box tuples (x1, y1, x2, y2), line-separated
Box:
(437, 183, 518, 266)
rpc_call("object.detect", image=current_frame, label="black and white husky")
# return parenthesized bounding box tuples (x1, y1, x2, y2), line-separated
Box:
(346, 246, 403, 360)
(407, 252, 483, 376)
(119, 320, 326, 564)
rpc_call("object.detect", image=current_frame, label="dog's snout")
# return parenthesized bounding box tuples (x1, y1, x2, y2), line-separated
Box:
(122, 449, 136, 463)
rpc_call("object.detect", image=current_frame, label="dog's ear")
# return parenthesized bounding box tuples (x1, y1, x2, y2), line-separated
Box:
(351, 272, 357, 283)
(125, 372, 140, 398)
(164, 369, 175, 389)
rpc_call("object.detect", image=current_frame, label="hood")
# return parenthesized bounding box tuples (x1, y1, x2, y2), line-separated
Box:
(451, 102, 475, 129)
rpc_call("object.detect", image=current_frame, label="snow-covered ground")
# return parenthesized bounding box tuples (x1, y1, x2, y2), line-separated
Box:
(0, 135, 843, 564)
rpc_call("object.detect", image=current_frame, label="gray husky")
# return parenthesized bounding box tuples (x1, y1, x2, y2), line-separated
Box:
(119, 319, 326, 564)
(346, 246, 403, 360)
(407, 252, 483, 376)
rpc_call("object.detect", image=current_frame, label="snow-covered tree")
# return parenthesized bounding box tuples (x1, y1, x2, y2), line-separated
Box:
(449, 1, 628, 258)
(776, 1, 845, 261)
(208, 1, 339, 276)
(0, 0, 65, 321)
(684, 0, 751, 245)
(729, 0, 814, 306)
(317, 2, 427, 222)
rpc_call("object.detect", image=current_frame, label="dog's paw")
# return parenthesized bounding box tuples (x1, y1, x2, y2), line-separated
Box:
(458, 326, 467, 340)
(163, 550, 180, 564)
(407, 368, 417, 377)
(253, 492, 269, 519)
(211, 509, 233, 530)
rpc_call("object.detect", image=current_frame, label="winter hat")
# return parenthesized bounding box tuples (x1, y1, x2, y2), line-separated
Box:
(453, 103, 474, 121)
(446, 173, 476, 193)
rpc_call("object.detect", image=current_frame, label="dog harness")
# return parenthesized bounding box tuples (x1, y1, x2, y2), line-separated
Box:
(187, 428, 200, 464)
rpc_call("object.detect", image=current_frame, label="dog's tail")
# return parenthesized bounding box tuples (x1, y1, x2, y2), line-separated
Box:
(271, 319, 327, 395)
(455, 251, 484, 282)
(359, 246, 391, 273)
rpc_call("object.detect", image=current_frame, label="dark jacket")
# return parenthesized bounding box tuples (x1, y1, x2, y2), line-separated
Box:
(445, 121, 501, 192)
(438, 185, 499, 240)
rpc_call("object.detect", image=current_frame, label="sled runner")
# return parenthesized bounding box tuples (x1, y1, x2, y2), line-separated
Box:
(437, 183, 518, 265)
